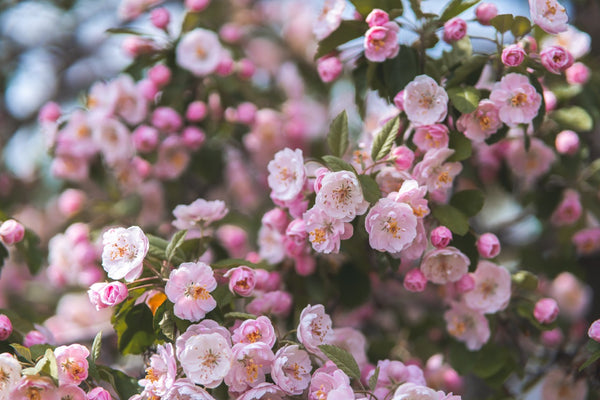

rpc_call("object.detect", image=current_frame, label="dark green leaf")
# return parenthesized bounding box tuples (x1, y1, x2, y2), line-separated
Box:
(181, 12, 202, 32)
(581, 343, 600, 371)
(358, 175, 381, 204)
(350, 0, 403, 17)
(113, 303, 155, 355)
(512, 271, 539, 291)
(316, 20, 369, 59)
(210, 258, 261, 270)
(147, 234, 168, 259)
(368, 366, 380, 391)
(552, 106, 593, 132)
(511, 16, 531, 37)
(448, 86, 480, 114)
(371, 116, 400, 161)
(490, 14, 514, 34)
(30, 344, 54, 361)
(14, 229, 43, 275)
(10, 344, 32, 362)
(322, 155, 356, 173)
(432, 205, 469, 235)
(105, 28, 142, 35)
(166, 230, 187, 264)
(224, 312, 257, 320)
(379, 46, 419, 101)
(154, 302, 176, 342)
(91, 331, 102, 362)
(318, 344, 361, 381)
(446, 55, 488, 88)
(327, 111, 350, 158)
(448, 130, 472, 161)
(450, 190, 484, 217)
(440, 0, 481, 22)
(335, 262, 371, 308)
(98, 365, 140, 399)
(352, 61, 368, 119)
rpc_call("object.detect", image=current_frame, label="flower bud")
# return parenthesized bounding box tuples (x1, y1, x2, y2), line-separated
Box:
(501, 44, 526, 67)
(137, 79, 159, 101)
(150, 7, 170, 30)
(88, 282, 129, 310)
(391, 146, 414, 171)
(540, 46, 574, 74)
(87, 387, 112, 400)
(58, 189, 86, 217)
(0, 219, 25, 245)
(236, 102, 257, 125)
(555, 130, 579, 155)
(0, 315, 12, 340)
(182, 126, 206, 150)
(152, 107, 182, 133)
(393, 90, 404, 111)
(566, 62, 590, 85)
(186, 101, 207, 122)
(317, 54, 343, 83)
(443, 17, 467, 43)
(431, 226, 452, 249)
(365, 9, 389, 27)
(185, 0, 211, 12)
(541, 327, 563, 347)
(148, 64, 171, 87)
(475, 3, 497, 25)
(237, 58, 255, 79)
(476, 232, 500, 258)
(403, 268, 427, 292)
(132, 125, 159, 153)
(39, 101, 61, 123)
(225, 266, 256, 297)
(588, 319, 600, 342)
(455, 273, 475, 293)
(24, 330, 49, 347)
(534, 298, 559, 324)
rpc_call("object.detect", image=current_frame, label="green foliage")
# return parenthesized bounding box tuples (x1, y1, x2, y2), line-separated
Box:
(319, 344, 361, 381)
(315, 20, 368, 59)
(368, 365, 380, 390)
(512, 271, 539, 291)
(98, 365, 140, 399)
(367, 47, 419, 102)
(490, 14, 515, 33)
(14, 229, 43, 276)
(112, 301, 156, 355)
(440, 0, 481, 22)
(447, 130, 473, 162)
(552, 106, 594, 132)
(489, 14, 532, 37)
(371, 116, 400, 161)
(450, 190, 484, 217)
(448, 86, 480, 114)
(580, 341, 600, 371)
(327, 111, 350, 158)
(322, 155, 357, 173)
(335, 262, 371, 308)
(166, 229, 188, 264)
(91, 331, 102, 362)
(0, 243, 7, 271)
(350, 0, 403, 17)
(22, 349, 59, 384)
(358, 175, 382, 204)
(224, 312, 257, 320)
(432, 204, 470, 236)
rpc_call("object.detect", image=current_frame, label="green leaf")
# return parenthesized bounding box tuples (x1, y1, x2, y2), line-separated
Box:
(327, 111, 350, 158)
(30, 344, 54, 361)
(511, 16, 531, 37)
(368, 366, 380, 391)
(210, 258, 261, 270)
(105, 28, 142, 35)
(315, 20, 369, 59)
(432, 205, 469, 235)
(448, 130, 472, 161)
(490, 14, 514, 34)
(579, 350, 600, 371)
(147, 234, 168, 259)
(91, 331, 102, 362)
(350, 0, 403, 17)
(153, 302, 176, 342)
(112, 303, 155, 355)
(448, 87, 480, 114)
(352, 61, 368, 119)
(450, 190, 484, 217)
(446, 55, 488, 88)
(440, 0, 481, 22)
(181, 12, 202, 32)
(358, 175, 381, 204)
(98, 365, 140, 399)
(14, 229, 43, 275)
(10, 344, 32, 362)
(318, 344, 361, 381)
(224, 312, 257, 321)
(371, 116, 400, 161)
(166, 229, 187, 264)
(322, 155, 356, 173)
(379, 46, 419, 101)
(552, 106, 593, 132)
(409, 0, 424, 19)
(512, 271, 539, 291)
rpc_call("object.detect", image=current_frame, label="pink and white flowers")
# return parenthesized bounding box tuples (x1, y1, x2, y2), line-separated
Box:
(313, 0, 345, 40)
(267, 148, 306, 203)
(456, 100, 502, 142)
(420, 246, 470, 285)
(403, 75, 449, 126)
(101, 226, 149, 282)
(87, 281, 128, 310)
(489, 73, 542, 126)
(364, 22, 400, 62)
(297, 304, 333, 356)
(303, 205, 353, 254)
(54, 343, 89, 385)
(139, 343, 177, 398)
(172, 198, 229, 232)
(232, 316, 276, 348)
(178, 332, 232, 388)
(225, 342, 274, 392)
(529, 0, 568, 34)
(463, 261, 511, 314)
(540, 46, 574, 74)
(176, 28, 223, 76)
(165, 262, 218, 322)
(444, 302, 491, 350)
(365, 195, 418, 253)
(315, 170, 369, 221)
(272, 345, 311, 395)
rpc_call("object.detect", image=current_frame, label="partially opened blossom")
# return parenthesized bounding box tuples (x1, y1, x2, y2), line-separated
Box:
(541, 25, 590, 59)
(178, 332, 233, 388)
(555, 129, 579, 154)
(572, 228, 600, 256)
(489, 73, 542, 126)
(540, 46, 574, 74)
(87, 281, 128, 310)
(403, 75, 449, 126)
(0, 220, 24, 246)
(316, 170, 369, 221)
(365, 196, 418, 253)
(364, 22, 400, 62)
(501, 44, 526, 67)
(297, 304, 333, 356)
(308, 367, 354, 400)
(303, 205, 353, 254)
(443, 18, 467, 43)
(551, 189, 582, 226)
(54, 343, 89, 385)
(589, 319, 600, 342)
(505, 137, 555, 186)
(101, 226, 149, 282)
(317, 54, 343, 83)
(534, 298, 559, 324)
(272, 345, 311, 395)
(412, 148, 462, 196)
(431, 226, 452, 249)
(413, 124, 449, 151)
(476, 3, 497, 25)
(224, 342, 274, 393)
(139, 343, 177, 398)
(224, 266, 256, 297)
(420, 246, 470, 285)
(165, 262, 217, 322)
(176, 28, 223, 76)
(463, 261, 511, 314)
(476, 233, 500, 258)
(232, 316, 276, 348)
(444, 302, 490, 350)
(369, 359, 426, 400)
(529, 0, 568, 34)
(267, 148, 306, 202)
(172, 198, 228, 232)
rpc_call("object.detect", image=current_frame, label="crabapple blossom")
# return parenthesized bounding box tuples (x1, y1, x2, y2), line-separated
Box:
(303, 205, 353, 254)
(58, 384, 88, 399)
(365, 196, 418, 253)
(87, 387, 111, 400)
(443, 18, 467, 43)
(139, 343, 177, 398)
(589, 319, 600, 342)
(54, 343, 89, 385)
(308, 367, 354, 400)
(150, 7, 170, 29)
(186, 101, 207, 121)
(551, 189, 582, 226)
(165, 261, 217, 322)
(369, 359, 426, 400)
(572, 228, 600, 255)
(444, 302, 491, 350)
(431, 226, 452, 248)
(534, 298, 559, 324)
(172, 198, 228, 232)
(271, 345, 311, 395)
(555, 129, 579, 154)
(0, 219, 24, 245)
(366, 9, 389, 27)
(391, 146, 415, 170)
(331, 327, 369, 369)
(176, 28, 223, 76)
(566, 62, 590, 85)
(101, 226, 149, 282)
(456, 100, 502, 143)
(91, 117, 134, 165)
(489, 73, 542, 126)
(10, 376, 56, 400)
(455, 273, 476, 294)
(57, 188, 86, 216)
(420, 246, 470, 285)
(87, 281, 128, 310)
(403, 75, 449, 126)
(232, 316, 276, 348)
(267, 148, 306, 202)
(284, 218, 308, 257)
(152, 106, 182, 133)
(412, 148, 462, 199)
(297, 304, 333, 356)
(316, 170, 369, 221)
(404, 268, 427, 292)
(393, 382, 459, 400)
(550, 272, 591, 319)
(317, 54, 343, 83)
(529, 0, 568, 34)
(313, 0, 345, 40)
(364, 22, 400, 62)
(475, 3, 497, 25)
(476, 233, 501, 258)
(246, 290, 292, 317)
(224, 342, 274, 393)
(23, 330, 49, 347)
(178, 332, 232, 388)
(463, 261, 511, 314)
(163, 379, 216, 399)
(0, 316, 11, 341)
(258, 224, 285, 263)
(225, 266, 257, 297)
(505, 137, 555, 186)
(176, 320, 232, 360)
(501, 44, 526, 67)
(413, 124, 449, 151)
(540, 46, 574, 74)
(541, 328, 564, 347)
(237, 382, 285, 400)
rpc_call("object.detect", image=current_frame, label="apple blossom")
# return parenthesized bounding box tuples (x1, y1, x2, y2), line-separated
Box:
(176, 28, 223, 76)
(403, 75, 449, 126)
(365, 196, 418, 253)
(420, 246, 470, 285)
(232, 316, 276, 348)
(297, 304, 333, 356)
(267, 148, 306, 202)
(534, 298, 559, 324)
(463, 261, 511, 314)
(443, 18, 467, 43)
(165, 261, 217, 322)
(529, 0, 568, 34)
(54, 343, 89, 385)
(364, 22, 400, 62)
(489, 73, 542, 126)
(444, 302, 491, 350)
(271, 345, 311, 395)
(501, 44, 526, 67)
(540, 46, 574, 74)
(224, 342, 274, 392)
(179, 332, 232, 388)
(0, 316, 11, 341)
(0, 354, 21, 399)
(475, 3, 497, 25)
(456, 100, 502, 143)
(101, 226, 149, 282)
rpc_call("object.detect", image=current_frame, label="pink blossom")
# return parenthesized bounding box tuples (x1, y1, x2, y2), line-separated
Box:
(540, 46, 574, 74)
(10, 376, 56, 399)
(534, 298, 559, 324)
(566, 62, 590, 85)
(246, 290, 292, 317)
(541, 328, 564, 347)
(297, 304, 333, 356)
(413, 124, 449, 151)
(54, 343, 89, 385)
(369, 359, 426, 399)
(237, 382, 285, 400)
(412, 148, 462, 196)
(216, 225, 248, 259)
(309, 367, 354, 400)
(150, 7, 170, 30)
(166, 261, 217, 322)
(588, 319, 600, 342)
(501, 44, 526, 67)
(139, 343, 177, 398)
(455, 273, 475, 294)
(364, 22, 400, 62)
(331, 327, 369, 369)
(293, 253, 316, 276)
(186, 101, 207, 121)
(529, 0, 568, 34)
(257, 224, 285, 264)
(456, 100, 502, 143)
(366, 9, 390, 27)
(403, 75, 449, 126)
(313, 0, 345, 40)
(572, 228, 600, 256)
(555, 130, 579, 155)
(317, 54, 343, 83)
(152, 106, 182, 133)
(541, 25, 590, 59)
(179, 332, 232, 388)
(87, 387, 111, 400)
(392, 382, 456, 400)
(172, 198, 228, 232)
(101, 226, 148, 282)
(0, 220, 24, 246)
(163, 378, 215, 399)
(232, 316, 276, 348)
(176, 319, 231, 358)
(0, 315, 11, 340)
(463, 261, 511, 314)
(475, 3, 498, 25)
(237, 102, 257, 124)
(443, 18, 467, 43)
(91, 117, 134, 166)
(182, 126, 206, 150)
(57, 188, 86, 217)
(237, 58, 255, 79)
(185, 0, 211, 11)
(541, 368, 588, 400)
(476, 233, 500, 258)
(316, 170, 369, 222)
(391, 146, 415, 170)
(284, 219, 308, 257)
(365, 196, 418, 253)
(505, 137, 555, 185)
(225, 342, 274, 392)
(224, 266, 256, 297)
(272, 345, 311, 395)
(176, 28, 223, 76)
(431, 226, 452, 248)
(0, 353, 21, 398)
(444, 302, 490, 350)
(393, 179, 430, 218)
(489, 73, 542, 126)
(404, 268, 427, 292)
(551, 189, 582, 226)
(24, 330, 50, 347)
(304, 205, 352, 254)
(87, 281, 128, 310)
(420, 246, 470, 285)
(268, 148, 306, 202)
(550, 272, 591, 319)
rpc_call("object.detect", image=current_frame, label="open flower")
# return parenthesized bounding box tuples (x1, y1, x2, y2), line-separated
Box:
(444, 302, 490, 350)
(178, 332, 232, 388)
(456, 100, 502, 142)
(420, 246, 470, 285)
(139, 343, 177, 398)
(365, 196, 418, 253)
(297, 304, 333, 356)
(529, 0, 568, 34)
(316, 170, 369, 222)
(224, 342, 274, 393)
(176, 28, 223, 76)
(303, 205, 353, 254)
(0, 353, 21, 399)
(267, 148, 306, 203)
(489, 73, 542, 126)
(101, 226, 149, 282)
(272, 345, 311, 395)
(54, 344, 89, 385)
(403, 75, 449, 126)
(463, 261, 511, 314)
(364, 22, 399, 62)
(165, 262, 218, 322)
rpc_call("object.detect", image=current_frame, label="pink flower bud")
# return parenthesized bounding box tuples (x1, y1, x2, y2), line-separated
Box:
(254, 269, 281, 292)
(317, 54, 343, 83)
(225, 266, 256, 297)
(38, 101, 61, 123)
(186, 101, 207, 122)
(87, 387, 112, 400)
(501, 44, 526, 67)
(148, 64, 171, 87)
(555, 130, 579, 155)
(455, 273, 475, 293)
(216, 225, 248, 258)
(543, 89, 557, 112)
(294, 253, 316, 276)
(393, 90, 404, 111)
(224, 107, 237, 122)
(476, 232, 500, 258)
(237, 58, 255, 79)
(58, 189, 86, 217)
(540, 46, 574, 74)
(0, 219, 25, 245)
(443, 369, 463, 393)
(219, 23, 243, 43)
(122, 36, 157, 57)
(365, 9, 389, 27)
(534, 298, 559, 324)
(24, 330, 49, 347)
(0, 315, 12, 340)
(588, 319, 600, 342)
(475, 3, 497, 25)
(391, 145, 414, 171)
(88, 282, 129, 310)
(566, 62, 590, 85)
(132, 125, 159, 153)
(403, 268, 427, 292)
(182, 126, 206, 150)
(430, 226, 452, 249)
(443, 17, 467, 43)
(236, 102, 257, 125)
(132, 157, 152, 179)
(138, 79, 159, 101)
(152, 107, 182, 133)
(185, 0, 211, 12)
(262, 208, 288, 233)
(541, 327, 563, 347)
(150, 7, 170, 30)
(216, 54, 234, 76)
